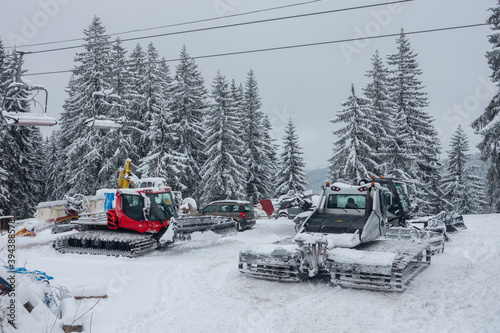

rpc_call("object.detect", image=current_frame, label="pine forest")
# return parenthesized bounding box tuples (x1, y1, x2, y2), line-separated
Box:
(1, 15, 499, 219)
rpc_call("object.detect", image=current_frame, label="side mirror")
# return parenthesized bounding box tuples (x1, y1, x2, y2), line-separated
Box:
(142, 196, 151, 220)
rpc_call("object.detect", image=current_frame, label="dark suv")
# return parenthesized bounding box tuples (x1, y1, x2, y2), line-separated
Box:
(194, 201, 256, 231)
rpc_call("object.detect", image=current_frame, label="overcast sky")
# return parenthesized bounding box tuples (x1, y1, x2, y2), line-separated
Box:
(0, 0, 497, 171)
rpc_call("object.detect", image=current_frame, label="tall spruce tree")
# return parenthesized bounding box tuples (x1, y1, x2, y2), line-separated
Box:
(127, 43, 148, 159)
(261, 114, 279, 197)
(138, 45, 185, 189)
(42, 133, 61, 201)
(199, 71, 245, 204)
(57, 16, 115, 195)
(241, 70, 267, 204)
(441, 126, 485, 214)
(387, 29, 443, 214)
(275, 118, 307, 196)
(0, 50, 45, 218)
(93, 37, 140, 188)
(329, 84, 376, 184)
(0, 37, 9, 214)
(363, 50, 396, 175)
(472, 2, 500, 212)
(169, 46, 207, 199)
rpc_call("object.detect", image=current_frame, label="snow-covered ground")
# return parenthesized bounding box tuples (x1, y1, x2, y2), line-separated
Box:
(1, 214, 500, 333)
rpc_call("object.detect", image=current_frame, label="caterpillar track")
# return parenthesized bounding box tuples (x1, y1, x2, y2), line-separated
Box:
(327, 239, 431, 291)
(52, 231, 157, 257)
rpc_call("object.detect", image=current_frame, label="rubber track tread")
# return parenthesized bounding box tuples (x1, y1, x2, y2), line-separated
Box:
(52, 231, 156, 258)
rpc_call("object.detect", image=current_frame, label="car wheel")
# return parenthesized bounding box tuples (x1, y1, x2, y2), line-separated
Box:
(279, 212, 288, 218)
(236, 221, 242, 232)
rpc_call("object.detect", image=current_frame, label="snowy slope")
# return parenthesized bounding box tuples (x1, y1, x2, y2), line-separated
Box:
(1, 214, 499, 332)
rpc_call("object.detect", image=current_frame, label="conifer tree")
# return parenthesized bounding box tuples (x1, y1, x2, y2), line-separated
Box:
(0, 38, 8, 213)
(329, 84, 376, 184)
(199, 71, 245, 204)
(387, 29, 443, 214)
(138, 45, 185, 189)
(127, 43, 148, 158)
(169, 46, 207, 198)
(42, 133, 61, 201)
(363, 50, 396, 175)
(57, 16, 114, 195)
(275, 118, 307, 196)
(0, 50, 45, 218)
(441, 126, 485, 214)
(261, 114, 279, 197)
(241, 70, 267, 203)
(472, 2, 500, 212)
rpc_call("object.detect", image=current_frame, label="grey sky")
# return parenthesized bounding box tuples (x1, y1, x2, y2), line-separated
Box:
(0, 0, 496, 171)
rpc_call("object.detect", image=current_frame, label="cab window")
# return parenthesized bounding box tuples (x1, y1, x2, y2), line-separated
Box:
(327, 194, 366, 209)
(121, 194, 144, 220)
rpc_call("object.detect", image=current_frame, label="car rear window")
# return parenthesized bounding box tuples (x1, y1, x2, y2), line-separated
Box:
(232, 204, 253, 212)
(218, 205, 231, 212)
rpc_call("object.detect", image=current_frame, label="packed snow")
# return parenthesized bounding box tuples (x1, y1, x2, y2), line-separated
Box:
(1, 214, 500, 332)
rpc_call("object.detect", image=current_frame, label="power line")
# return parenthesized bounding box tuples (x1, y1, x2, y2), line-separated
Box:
(23, 22, 489, 77)
(7, 0, 322, 50)
(24, 0, 415, 55)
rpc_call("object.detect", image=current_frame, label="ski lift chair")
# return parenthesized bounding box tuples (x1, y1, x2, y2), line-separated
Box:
(83, 89, 126, 130)
(0, 52, 58, 127)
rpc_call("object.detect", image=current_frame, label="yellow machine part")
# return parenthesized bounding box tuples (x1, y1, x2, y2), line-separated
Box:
(15, 228, 34, 237)
(118, 159, 133, 189)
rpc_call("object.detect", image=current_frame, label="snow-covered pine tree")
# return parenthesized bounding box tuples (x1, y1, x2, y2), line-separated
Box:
(441, 125, 485, 214)
(199, 71, 246, 204)
(138, 43, 166, 155)
(0, 37, 8, 214)
(138, 45, 185, 189)
(329, 83, 376, 184)
(472, 3, 500, 212)
(96, 37, 140, 188)
(0, 50, 45, 218)
(261, 114, 279, 198)
(169, 46, 208, 199)
(387, 29, 443, 214)
(275, 118, 307, 196)
(127, 43, 148, 159)
(362, 50, 396, 175)
(42, 133, 61, 201)
(241, 70, 268, 204)
(56, 16, 115, 196)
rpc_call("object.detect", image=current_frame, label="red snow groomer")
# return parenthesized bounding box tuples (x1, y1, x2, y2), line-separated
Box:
(52, 162, 236, 257)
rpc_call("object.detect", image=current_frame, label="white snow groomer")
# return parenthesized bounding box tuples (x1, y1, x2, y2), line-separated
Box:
(239, 182, 433, 292)
(361, 177, 466, 236)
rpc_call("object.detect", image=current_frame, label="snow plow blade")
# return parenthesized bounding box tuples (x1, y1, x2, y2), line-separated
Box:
(432, 211, 467, 232)
(52, 231, 157, 257)
(386, 227, 445, 255)
(327, 240, 431, 292)
(239, 243, 304, 282)
(172, 216, 237, 240)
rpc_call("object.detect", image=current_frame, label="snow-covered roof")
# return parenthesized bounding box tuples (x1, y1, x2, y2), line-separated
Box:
(207, 200, 251, 205)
